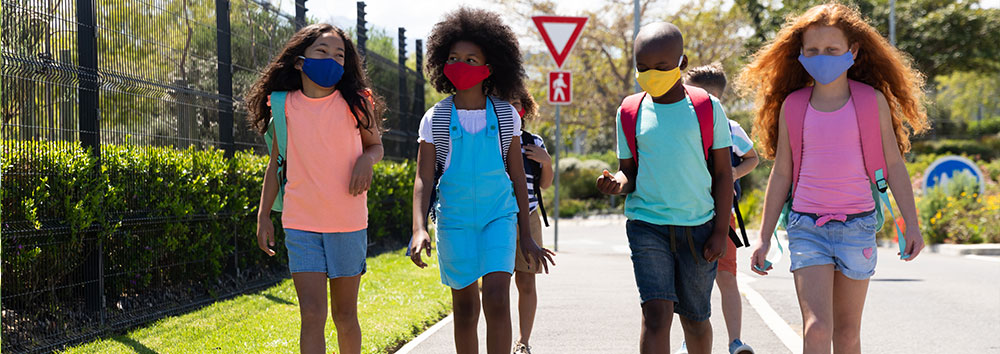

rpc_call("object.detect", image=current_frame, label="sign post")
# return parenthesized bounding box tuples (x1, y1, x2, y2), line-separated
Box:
(922, 155, 985, 195)
(533, 16, 587, 252)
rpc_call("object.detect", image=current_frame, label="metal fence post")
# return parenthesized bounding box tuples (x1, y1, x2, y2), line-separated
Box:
(217, 0, 234, 159)
(215, 0, 239, 281)
(356, 2, 367, 61)
(77, 0, 104, 320)
(397, 28, 408, 157)
(295, 0, 307, 30)
(415, 39, 424, 114)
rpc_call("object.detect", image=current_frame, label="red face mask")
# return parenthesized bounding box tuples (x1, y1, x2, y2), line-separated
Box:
(517, 108, 526, 118)
(444, 62, 490, 91)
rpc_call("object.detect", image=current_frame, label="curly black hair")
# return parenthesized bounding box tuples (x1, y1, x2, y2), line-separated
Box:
(425, 7, 526, 101)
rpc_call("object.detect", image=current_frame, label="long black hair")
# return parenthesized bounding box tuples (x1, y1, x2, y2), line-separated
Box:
(246, 23, 383, 135)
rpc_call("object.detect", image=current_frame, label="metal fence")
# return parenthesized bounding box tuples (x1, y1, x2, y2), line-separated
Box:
(1, 0, 424, 352)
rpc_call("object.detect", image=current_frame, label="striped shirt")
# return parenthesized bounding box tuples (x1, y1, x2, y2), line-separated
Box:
(521, 131, 547, 212)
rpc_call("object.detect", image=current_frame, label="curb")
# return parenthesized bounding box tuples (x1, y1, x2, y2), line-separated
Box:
(928, 243, 1000, 256)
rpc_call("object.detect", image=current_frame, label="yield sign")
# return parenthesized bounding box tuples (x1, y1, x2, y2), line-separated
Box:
(532, 16, 588, 68)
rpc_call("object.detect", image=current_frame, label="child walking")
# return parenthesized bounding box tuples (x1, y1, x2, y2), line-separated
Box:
(250, 24, 384, 354)
(509, 87, 553, 354)
(596, 22, 733, 354)
(737, 4, 928, 353)
(408, 8, 555, 354)
(685, 64, 759, 354)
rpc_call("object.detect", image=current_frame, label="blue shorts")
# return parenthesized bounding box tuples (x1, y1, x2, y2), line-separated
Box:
(786, 211, 878, 280)
(626, 219, 717, 322)
(284, 228, 367, 278)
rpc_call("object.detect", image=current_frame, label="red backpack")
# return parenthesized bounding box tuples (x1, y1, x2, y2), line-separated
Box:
(619, 85, 749, 247)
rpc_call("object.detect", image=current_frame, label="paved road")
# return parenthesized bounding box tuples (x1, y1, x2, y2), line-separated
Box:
(399, 216, 1000, 353)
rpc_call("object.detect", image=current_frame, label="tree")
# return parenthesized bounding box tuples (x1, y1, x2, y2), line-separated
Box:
(736, 0, 1000, 79)
(936, 71, 1000, 122)
(500, 0, 752, 154)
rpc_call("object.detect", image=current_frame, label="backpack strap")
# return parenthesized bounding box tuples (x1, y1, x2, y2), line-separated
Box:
(849, 80, 908, 258)
(521, 130, 550, 227)
(619, 92, 647, 166)
(683, 85, 714, 161)
(490, 96, 516, 169)
(784, 86, 813, 195)
(430, 96, 454, 177)
(264, 91, 289, 212)
(426, 96, 454, 222)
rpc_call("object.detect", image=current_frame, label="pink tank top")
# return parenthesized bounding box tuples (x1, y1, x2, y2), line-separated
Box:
(281, 90, 367, 233)
(792, 97, 875, 215)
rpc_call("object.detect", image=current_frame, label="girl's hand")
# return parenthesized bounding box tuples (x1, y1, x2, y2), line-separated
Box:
(596, 170, 624, 195)
(409, 230, 432, 268)
(520, 238, 556, 274)
(349, 155, 375, 196)
(750, 238, 772, 275)
(256, 214, 276, 256)
(524, 145, 551, 165)
(901, 228, 924, 261)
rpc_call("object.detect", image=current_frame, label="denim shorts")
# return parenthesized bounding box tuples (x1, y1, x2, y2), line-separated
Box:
(786, 211, 878, 280)
(284, 228, 367, 278)
(626, 219, 717, 322)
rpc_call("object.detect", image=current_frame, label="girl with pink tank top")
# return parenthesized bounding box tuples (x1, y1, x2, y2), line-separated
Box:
(246, 24, 383, 354)
(738, 4, 930, 353)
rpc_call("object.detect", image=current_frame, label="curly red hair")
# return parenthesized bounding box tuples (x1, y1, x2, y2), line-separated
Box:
(736, 3, 929, 160)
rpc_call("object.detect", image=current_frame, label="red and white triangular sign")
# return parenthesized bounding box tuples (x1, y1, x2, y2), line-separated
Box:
(532, 16, 588, 68)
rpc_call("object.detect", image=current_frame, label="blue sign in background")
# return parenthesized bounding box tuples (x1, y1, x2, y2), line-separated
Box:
(923, 156, 985, 194)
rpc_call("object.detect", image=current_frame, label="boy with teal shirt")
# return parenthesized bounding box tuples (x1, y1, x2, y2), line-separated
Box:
(596, 22, 733, 354)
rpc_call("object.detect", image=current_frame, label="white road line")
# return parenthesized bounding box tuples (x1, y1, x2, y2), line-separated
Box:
(393, 314, 453, 354)
(738, 272, 803, 354)
(965, 255, 1000, 263)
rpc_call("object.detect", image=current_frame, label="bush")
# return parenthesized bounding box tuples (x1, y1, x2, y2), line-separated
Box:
(557, 157, 610, 201)
(911, 138, 1000, 161)
(2, 141, 415, 296)
(968, 117, 1000, 138)
(917, 172, 999, 244)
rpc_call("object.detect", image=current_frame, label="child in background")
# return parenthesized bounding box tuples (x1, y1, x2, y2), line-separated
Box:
(737, 4, 928, 353)
(685, 63, 759, 354)
(509, 87, 553, 354)
(408, 8, 555, 354)
(249, 23, 384, 354)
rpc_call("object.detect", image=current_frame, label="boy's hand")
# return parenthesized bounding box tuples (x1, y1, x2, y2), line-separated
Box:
(520, 237, 556, 273)
(409, 230, 432, 268)
(256, 214, 276, 256)
(596, 170, 624, 195)
(524, 145, 551, 165)
(349, 155, 375, 196)
(901, 228, 924, 261)
(703, 231, 726, 262)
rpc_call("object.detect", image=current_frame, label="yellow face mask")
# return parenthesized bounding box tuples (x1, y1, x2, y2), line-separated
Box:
(635, 56, 684, 97)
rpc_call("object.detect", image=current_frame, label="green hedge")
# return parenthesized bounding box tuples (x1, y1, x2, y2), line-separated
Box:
(2, 141, 414, 296)
(911, 137, 1000, 161)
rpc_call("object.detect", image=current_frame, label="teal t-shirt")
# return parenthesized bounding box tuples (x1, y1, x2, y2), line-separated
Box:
(616, 94, 733, 226)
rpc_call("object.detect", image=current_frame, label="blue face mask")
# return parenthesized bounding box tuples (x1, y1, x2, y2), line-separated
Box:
(798, 51, 854, 85)
(299, 56, 344, 88)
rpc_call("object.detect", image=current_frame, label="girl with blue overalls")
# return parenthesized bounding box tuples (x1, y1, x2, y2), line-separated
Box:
(409, 8, 555, 354)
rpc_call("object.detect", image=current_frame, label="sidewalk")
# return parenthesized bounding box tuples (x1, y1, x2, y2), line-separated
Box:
(396, 217, 792, 353)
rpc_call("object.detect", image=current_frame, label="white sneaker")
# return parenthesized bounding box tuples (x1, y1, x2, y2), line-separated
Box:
(513, 341, 532, 354)
(675, 341, 688, 354)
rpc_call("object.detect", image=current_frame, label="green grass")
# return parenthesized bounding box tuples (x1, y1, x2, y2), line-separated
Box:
(61, 249, 451, 353)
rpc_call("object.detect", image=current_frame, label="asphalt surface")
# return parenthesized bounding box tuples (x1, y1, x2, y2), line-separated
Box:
(399, 216, 1000, 353)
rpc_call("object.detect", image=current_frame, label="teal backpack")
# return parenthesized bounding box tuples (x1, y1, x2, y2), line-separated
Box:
(264, 91, 289, 212)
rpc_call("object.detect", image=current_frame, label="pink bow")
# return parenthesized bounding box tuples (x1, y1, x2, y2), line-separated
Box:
(815, 214, 847, 227)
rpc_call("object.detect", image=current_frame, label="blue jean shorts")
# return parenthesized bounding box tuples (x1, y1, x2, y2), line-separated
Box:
(625, 219, 717, 322)
(284, 228, 367, 278)
(786, 211, 878, 280)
